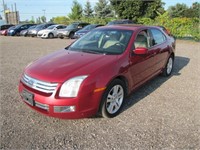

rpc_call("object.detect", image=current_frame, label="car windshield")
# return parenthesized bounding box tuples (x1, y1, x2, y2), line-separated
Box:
(8, 26, 16, 30)
(66, 24, 78, 29)
(68, 29, 133, 55)
(35, 24, 45, 29)
(14, 24, 23, 29)
(29, 25, 36, 29)
(47, 25, 56, 29)
(81, 25, 96, 31)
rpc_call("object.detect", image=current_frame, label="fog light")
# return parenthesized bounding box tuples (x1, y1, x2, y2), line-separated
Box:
(54, 106, 76, 113)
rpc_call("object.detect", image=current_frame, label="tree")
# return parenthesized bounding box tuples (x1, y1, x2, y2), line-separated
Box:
(187, 2, 200, 18)
(110, 0, 164, 21)
(83, 0, 93, 17)
(168, 3, 189, 18)
(40, 16, 47, 23)
(51, 16, 70, 24)
(94, 0, 112, 18)
(36, 17, 41, 24)
(110, 0, 142, 20)
(192, 2, 200, 17)
(141, 0, 165, 19)
(68, 0, 83, 20)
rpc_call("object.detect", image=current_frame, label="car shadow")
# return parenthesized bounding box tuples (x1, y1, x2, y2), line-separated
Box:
(121, 56, 190, 113)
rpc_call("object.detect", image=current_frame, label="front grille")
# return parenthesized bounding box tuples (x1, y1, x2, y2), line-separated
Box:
(21, 74, 58, 93)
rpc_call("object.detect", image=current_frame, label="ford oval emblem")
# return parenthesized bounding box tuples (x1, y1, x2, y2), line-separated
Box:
(28, 79, 34, 86)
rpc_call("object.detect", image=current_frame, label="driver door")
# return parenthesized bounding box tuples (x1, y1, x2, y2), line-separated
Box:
(129, 30, 157, 88)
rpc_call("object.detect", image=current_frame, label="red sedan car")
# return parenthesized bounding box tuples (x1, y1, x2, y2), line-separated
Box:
(19, 25, 175, 119)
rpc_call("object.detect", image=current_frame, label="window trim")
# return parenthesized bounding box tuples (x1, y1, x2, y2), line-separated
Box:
(131, 29, 151, 51)
(149, 27, 167, 48)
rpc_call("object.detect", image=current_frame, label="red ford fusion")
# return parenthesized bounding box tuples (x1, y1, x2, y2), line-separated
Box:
(18, 25, 175, 119)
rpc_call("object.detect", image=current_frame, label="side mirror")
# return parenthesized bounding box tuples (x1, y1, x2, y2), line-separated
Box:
(134, 47, 148, 55)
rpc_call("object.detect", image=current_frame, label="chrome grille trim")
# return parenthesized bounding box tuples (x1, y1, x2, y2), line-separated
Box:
(35, 101, 49, 111)
(21, 74, 58, 93)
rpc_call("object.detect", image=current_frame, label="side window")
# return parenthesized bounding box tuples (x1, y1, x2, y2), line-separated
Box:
(133, 30, 150, 49)
(150, 29, 166, 46)
(57, 26, 61, 29)
(21, 25, 26, 29)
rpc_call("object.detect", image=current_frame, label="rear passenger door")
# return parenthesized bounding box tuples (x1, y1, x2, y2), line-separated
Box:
(149, 28, 169, 72)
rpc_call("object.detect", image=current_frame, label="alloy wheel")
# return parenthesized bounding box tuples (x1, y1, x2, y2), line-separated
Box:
(106, 85, 124, 114)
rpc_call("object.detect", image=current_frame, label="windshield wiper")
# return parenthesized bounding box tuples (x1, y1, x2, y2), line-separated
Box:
(82, 50, 104, 54)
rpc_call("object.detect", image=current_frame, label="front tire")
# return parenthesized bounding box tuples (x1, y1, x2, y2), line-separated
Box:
(99, 79, 126, 118)
(48, 33, 54, 39)
(161, 55, 174, 76)
(69, 32, 74, 39)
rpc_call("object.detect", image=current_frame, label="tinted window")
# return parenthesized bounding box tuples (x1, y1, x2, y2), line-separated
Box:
(150, 29, 166, 45)
(47, 25, 57, 29)
(57, 25, 66, 29)
(67, 24, 78, 29)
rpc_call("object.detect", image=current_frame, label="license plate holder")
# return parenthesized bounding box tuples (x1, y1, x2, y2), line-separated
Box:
(22, 90, 35, 106)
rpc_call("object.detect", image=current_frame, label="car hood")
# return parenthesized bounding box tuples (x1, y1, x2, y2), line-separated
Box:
(25, 49, 118, 83)
(20, 29, 27, 33)
(39, 29, 52, 33)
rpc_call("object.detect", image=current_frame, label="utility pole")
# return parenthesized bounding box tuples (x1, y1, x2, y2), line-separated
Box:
(42, 9, 46, 23)
(2, 0, 7, 23)
(14, 3, 19, 24)
(42, 9, 45, 17)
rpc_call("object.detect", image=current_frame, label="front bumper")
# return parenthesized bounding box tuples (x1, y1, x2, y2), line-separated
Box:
(18, 80, 103, 119)
(27, 31, 37, 37)
(7, 31, 15, 36)
(74, 33, 85, 39)
(40, 33, 49, 38)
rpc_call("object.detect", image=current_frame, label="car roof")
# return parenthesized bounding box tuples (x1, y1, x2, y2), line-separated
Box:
(98, 24, 160, 31)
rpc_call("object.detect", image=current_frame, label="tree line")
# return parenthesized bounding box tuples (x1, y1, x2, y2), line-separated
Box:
(49, 0, 199, 24)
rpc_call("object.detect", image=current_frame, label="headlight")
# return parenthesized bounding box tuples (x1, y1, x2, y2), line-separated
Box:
(59, 75, 88, 98)
(10, 30, 14, 32)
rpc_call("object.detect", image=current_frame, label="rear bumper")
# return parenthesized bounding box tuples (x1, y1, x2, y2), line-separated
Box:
(57, 33, 69, 38)
(18, 81, 103, 119)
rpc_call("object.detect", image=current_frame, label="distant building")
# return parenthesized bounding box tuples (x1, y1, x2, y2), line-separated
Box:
(5, 10, 19, 25)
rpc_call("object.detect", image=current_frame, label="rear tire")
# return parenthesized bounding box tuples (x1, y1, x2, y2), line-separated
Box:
(161, 55, 174, 76)
(16, 32, 20, 36)
(99, 79, 126, 118)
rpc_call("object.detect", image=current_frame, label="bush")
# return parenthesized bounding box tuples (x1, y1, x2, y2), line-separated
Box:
(137, 12, 200, 41)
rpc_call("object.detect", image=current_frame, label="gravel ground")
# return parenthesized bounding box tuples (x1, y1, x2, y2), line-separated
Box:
(0, 36, 200, 149)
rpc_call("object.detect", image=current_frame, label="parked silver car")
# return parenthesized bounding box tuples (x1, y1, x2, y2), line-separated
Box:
(37, 24, 67, 38)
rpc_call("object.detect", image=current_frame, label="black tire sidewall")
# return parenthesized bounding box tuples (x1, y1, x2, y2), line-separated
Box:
(48, 33, 54, 38)
(100, 79, 126, 118)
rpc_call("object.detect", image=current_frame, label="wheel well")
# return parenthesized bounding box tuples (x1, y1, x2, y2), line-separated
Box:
(70, 31, 74, 34)
(115, 76, 129, 95)
(171, 52, 175, 59)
